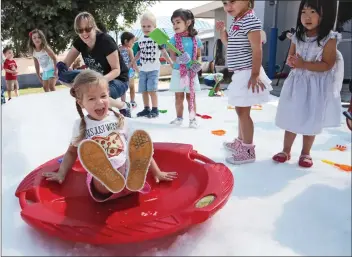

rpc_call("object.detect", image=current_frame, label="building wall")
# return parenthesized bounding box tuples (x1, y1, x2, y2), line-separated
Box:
(200, 37, 215, 62)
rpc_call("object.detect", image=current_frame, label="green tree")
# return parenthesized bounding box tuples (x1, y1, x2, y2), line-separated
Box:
(1, 0, 157, 57)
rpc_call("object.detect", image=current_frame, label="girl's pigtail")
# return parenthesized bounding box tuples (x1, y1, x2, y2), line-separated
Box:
(75, 102, 87, 145)
(109, 108, 125, 129)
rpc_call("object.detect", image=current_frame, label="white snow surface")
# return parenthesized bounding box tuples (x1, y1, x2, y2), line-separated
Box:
(1, 89, 351, 256)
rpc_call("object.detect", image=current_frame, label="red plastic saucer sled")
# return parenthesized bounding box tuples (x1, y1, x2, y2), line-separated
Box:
(15, 143, 234, 245)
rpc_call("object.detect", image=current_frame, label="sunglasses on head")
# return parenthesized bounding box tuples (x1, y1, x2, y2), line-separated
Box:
(76, 27, 93, 34)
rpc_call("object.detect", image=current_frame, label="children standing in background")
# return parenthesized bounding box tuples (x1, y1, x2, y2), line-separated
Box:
(217, 0, 272, 165)
(2, 46, 19, 100)
(28, 29, 58, 92)
(133, 11, 173, 118)
(168, 8, 203, 128)
(273, 0, 340, 168)
(119, 32, 138, 108)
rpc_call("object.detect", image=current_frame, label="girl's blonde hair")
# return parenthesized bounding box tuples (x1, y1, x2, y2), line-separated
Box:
(140, 11, 157, 27)
(74, 11, 101, 34)
(28, 29, 49, 55)
(70, 70, 124, 145)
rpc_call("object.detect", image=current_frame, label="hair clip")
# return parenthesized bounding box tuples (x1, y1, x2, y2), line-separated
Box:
(29, 31, 33, 37)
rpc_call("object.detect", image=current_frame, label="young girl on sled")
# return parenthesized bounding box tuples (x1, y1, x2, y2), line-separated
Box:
(42, 70, 177, 202)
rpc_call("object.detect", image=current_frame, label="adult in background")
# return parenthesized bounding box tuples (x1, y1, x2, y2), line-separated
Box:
(57, 11, 131, 117)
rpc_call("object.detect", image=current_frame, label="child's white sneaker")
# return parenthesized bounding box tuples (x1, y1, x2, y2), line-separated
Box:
(189, 118, 198, 129)
(170, 117, 183, 126)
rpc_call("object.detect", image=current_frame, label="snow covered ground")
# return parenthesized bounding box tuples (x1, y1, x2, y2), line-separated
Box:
(2, 88, 351, 256)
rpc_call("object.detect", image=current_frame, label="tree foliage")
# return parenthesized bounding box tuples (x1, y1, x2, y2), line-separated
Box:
(1, 0, 157, 57)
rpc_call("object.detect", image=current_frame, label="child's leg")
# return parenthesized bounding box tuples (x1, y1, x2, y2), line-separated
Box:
(121, 93, 126, 102)
(302, 135, 315, 156)
(149, 92, 158, 108)
(283, 131, 297, 154)
(147, 70, 160, 118)
(14, 80, 19, 96)
(42, 80, 50, 92)
(6, 81, 12, 99)
(126, 129, 153, 192)
(272, 131, 296, 163)
(175, 92, 185, 118)
(48, 77, 57, 91)
(299, 135, 315, 168)
(129, 78, 136, 103)
(137, 71, 152, 117)
(235, 107, 253, 144)
(186, 93, 196, 114)
(78, 139, 126, 193)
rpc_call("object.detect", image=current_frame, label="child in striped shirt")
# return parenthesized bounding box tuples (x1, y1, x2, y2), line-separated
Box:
(216, 0, 272, 165)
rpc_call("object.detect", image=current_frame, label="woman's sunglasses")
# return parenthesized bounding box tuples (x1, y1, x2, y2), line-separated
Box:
(76, 27, 93, 34)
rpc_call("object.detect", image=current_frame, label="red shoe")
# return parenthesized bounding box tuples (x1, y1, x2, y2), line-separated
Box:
(272, 152, 291, 163)
(298, 155, 313, 168)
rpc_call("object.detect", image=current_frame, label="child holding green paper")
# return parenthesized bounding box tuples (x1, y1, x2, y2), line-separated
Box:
(168, 8, 203, 129)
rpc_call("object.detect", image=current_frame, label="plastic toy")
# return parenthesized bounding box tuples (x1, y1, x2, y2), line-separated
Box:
(211, 130, 226, 136)
(15, 143, 234, 244)
(149, 28, 182, 55)
(251, 104, 262, 110)
(158, 109, 167, 114)
(330, 145, 347, 152)
(208, 73, 224, 97)
(196, 113, 212, 119)
(128, 68, 135, 78)
(321, 159, 352, 172)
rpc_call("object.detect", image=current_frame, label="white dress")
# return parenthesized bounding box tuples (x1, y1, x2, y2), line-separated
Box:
(275, 31, 343, 135)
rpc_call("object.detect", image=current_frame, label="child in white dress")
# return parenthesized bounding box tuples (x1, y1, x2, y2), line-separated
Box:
(273, 0, 342, 168)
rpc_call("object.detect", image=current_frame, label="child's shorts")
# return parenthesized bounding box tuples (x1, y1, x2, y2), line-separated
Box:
(86, 161, 151, 202)
(169, 69, 201, 93)
(5, 80, 18, 90)
(42, 69, 55, 80)
(138, 70, 159, 92)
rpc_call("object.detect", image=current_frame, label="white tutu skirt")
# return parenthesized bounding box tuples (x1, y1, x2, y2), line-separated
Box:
(227, 67, 273, 107)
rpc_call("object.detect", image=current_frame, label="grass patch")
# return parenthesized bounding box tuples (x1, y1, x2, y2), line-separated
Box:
(4, 85, 67, 97)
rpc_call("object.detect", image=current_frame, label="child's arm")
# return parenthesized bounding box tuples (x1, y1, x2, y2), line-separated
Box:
(45, 46, 58, 76)
(130, 51, 140, 68)
(33, 58, 43, 83)
(4, 69, 16, 74)
(149, 158, 177, 183)
(42, 145, 78, 183)
(293, 39, 337, 72)
(128, 48, 138, 70)
(216, 21, 228, 46)
(248, 30, 262, 78)
(161, 48, 173, 65)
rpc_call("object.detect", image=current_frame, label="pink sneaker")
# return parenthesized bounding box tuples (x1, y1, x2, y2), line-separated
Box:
(225, 143, 256, 165)
(223, 138, 242, 153)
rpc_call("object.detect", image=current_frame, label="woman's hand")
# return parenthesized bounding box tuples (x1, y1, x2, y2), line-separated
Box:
(42, 171, 66, 184)
(154, 171, 178, 183)
(247, 75, 265, 93)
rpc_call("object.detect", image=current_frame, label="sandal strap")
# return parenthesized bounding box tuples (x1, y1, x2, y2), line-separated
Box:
(300, 154, 312, 161)
(276, 152, 290, 159)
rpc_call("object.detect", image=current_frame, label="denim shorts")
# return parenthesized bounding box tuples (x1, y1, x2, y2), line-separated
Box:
(138, 70, 159, 92)
(108, 79, 128, 99)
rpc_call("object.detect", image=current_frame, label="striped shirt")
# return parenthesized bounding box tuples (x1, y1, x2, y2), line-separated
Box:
(227, 11, 262, 71)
